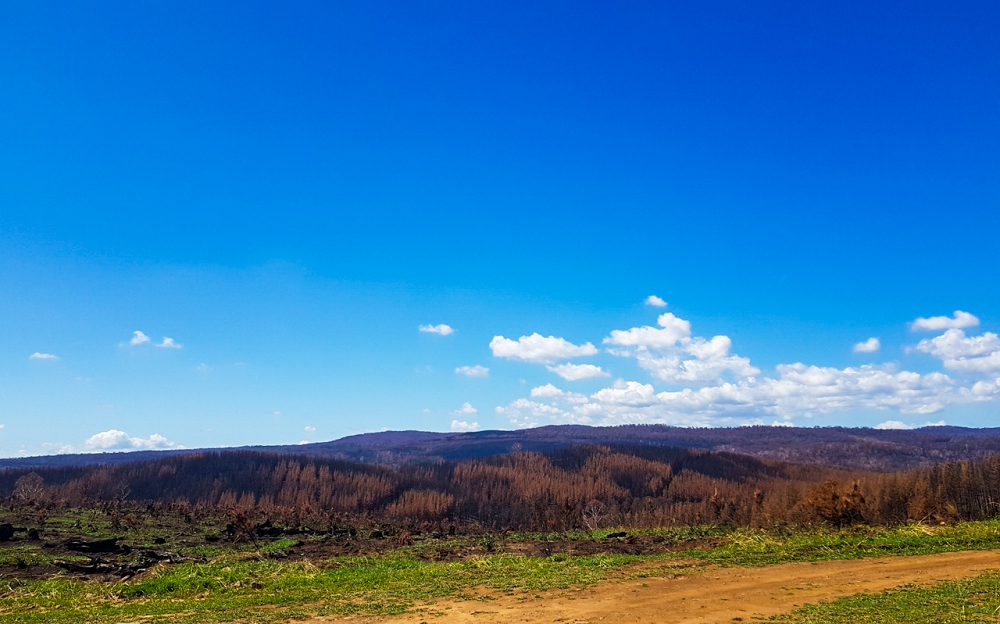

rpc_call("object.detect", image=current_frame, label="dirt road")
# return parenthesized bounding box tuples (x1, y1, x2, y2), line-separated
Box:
(322, 549, 1000, 624)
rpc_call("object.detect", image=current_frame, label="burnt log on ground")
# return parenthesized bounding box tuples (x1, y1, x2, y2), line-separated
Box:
(60, 538, 132, 555)
(53, 558, 147, 577)
(140, 549, 198, 563)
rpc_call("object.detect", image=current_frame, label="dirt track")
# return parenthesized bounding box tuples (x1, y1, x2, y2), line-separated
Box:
(323, 549, 1000, 624)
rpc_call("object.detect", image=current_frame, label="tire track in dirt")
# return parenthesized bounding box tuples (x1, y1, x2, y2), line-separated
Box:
(319, 549, 1000, 624)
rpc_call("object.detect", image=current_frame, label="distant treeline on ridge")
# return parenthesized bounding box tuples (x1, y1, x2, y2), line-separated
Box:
(3, 443, 1000, 531)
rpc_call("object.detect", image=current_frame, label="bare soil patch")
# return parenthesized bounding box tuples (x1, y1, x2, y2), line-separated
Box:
(317, 549, 1000, 624)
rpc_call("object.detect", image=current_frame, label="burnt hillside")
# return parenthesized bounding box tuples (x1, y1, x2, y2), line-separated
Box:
(3, 424, 999, 473)
(5, 444, 1000, 530)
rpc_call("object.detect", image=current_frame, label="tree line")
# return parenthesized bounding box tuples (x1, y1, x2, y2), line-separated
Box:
(3, 444, 1000, 530)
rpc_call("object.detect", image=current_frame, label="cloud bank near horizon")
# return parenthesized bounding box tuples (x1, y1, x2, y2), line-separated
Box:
(39, 429, 183, 455)
(494, 309, 1000, 429)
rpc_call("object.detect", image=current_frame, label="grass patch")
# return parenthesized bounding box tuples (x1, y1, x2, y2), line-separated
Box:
(676, 520, 1000, 566)
(770, 570, 1000, 623)
(0, 552, 645, 623)
(2, 514, 999, 623)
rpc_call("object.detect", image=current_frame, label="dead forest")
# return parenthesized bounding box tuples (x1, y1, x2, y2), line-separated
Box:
(4, 443, 1000, 532)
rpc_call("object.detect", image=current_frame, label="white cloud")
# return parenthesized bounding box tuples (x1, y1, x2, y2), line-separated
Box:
(83, 430, 180, 452)
(645, 295, 667, 307)
(530, 383, 588, 403)
(490, 333, 598, 363)
(911, 310, 979, 332)
(605, 314, 758, 384)
(634, 336, 759, 384)
(29, 352, 60, 360)
(455, 365, 490, 378)
(874, 420, 911, 430)
(130, 330, 150, 346)
(531, 383, 566, 398)
(450, 420, 480, 432)
(853, 337, 881, 353)
(495, 398, 580, 428)
(916, 329, 1000, 374)
(604, 312, 692, 350)
(304, 426, 316, 433)
(494, 309, 1000, 430)
(875, 419, 947, 430)
(547, 363, 610, 381)
(452, 402, 478, 416)
(419, 324, 454, 335)
(157, 337, 182, 349)
(40, 442, 76, 454)
(498, 362, 986, 429)
(917, 329, 1000, 360)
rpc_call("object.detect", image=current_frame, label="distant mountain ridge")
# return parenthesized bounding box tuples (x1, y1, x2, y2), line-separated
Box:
(3, 424, 1000, 471)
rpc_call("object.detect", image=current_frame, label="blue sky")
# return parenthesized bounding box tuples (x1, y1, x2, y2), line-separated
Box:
(2, 1, 999, 456)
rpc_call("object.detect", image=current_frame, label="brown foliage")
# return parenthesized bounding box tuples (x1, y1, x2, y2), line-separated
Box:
(2, 445, 1000, 531)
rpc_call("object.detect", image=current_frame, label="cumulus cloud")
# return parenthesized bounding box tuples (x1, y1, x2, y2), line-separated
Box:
(455, 365, 490, 378)
(530, 383, 588, 403)
(874, 420, 910, 430)
(547, 363, 610, 381)
(915, 328, 1000, 374)
(157, 337, 182, 349)
(29, 352, 60, 360)
(450, 420, 480, 432)
(494, 309, 1000, 429)
(452, 402, 478, 416)
(645, 295, 667, 307)
(83, 430, 180, 452)
(490, 333, 598, 363)
(130, 331, 150, 346)
(498, 364, 986, 429)
(419, 324, 454, 335)
(605, 313, 692, 350)
(496, 398, 581, 428)
(634, 336, 759, 384)
(911, 310, 979, 332)
(853, 338, 881, 353)
(304, 426, 316, 433)
(530, 383, 564, 398)
(604, 314, 758, 384)
(875, 420, 947, 430)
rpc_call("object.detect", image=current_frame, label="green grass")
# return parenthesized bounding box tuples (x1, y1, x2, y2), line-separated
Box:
(0, 552, 647, 623)
(2, 514, 999, 623)
(678, 520, 1000, 566)
(770, 570, 1000, 623)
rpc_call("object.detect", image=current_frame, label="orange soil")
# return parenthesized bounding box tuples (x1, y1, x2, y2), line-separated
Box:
(317, 549, 1000, 624)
